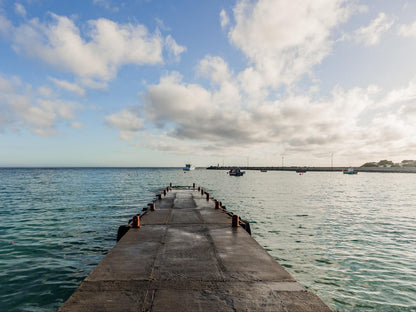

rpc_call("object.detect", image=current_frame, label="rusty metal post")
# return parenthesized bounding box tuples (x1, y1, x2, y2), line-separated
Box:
(206, 192, 210, 201)
(232, 215, 239, 227)
(148, 203, 156, 211)
(215, 200, 220, 209)
(132, 215, 141, 228)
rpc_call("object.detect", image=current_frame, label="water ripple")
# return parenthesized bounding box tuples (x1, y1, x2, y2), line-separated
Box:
(1, 169, 416, 311)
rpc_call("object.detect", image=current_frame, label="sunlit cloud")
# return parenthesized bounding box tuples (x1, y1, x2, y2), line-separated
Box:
(0, 73, 81, 136)
(165, 35, 186, 62)
(219, 9, 229, 30)
(106, 107, 145, 141)
(354, 12, 394, 46)
(49, 77, 86, 97)
(398, 20, 416, 38)
(0, 12, 185, 88)
(228, 0, 352, 89)
(14, 3, 26, 18)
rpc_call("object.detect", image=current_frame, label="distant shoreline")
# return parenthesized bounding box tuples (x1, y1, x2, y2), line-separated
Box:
(1, 166, 416, 173)
(206, 166, 416, 173)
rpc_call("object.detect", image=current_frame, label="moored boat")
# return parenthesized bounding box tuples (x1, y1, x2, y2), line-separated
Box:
(183, 164, 195, 171)
(228, 168, 245, 176)
(343, 167, 358, 174)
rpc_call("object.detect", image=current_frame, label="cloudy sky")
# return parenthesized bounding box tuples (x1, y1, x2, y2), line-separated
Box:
(1, 0, 416, 167)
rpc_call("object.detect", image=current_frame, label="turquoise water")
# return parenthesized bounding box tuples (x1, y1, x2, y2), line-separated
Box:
(0, 168, 415, 311)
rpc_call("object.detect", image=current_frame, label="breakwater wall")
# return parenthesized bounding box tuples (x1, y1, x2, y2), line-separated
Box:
(207, 166, 416, 173)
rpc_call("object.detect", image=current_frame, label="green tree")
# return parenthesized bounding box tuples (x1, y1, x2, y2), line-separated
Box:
(401, 160, 416, 167)
(361, 162, 377, 167)
(377, 160, 394, 167)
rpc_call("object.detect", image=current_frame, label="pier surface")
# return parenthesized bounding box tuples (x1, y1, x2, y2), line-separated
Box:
(59, 187, 331, 311)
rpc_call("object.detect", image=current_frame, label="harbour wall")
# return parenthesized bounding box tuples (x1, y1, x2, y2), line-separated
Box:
(207, 166, 416, 173)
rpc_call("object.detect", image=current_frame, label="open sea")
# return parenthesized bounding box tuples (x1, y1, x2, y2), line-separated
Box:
(0, 168, 415, 311)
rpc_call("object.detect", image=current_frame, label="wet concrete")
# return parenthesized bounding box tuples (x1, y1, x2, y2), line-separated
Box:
(59, 187, 332, 311)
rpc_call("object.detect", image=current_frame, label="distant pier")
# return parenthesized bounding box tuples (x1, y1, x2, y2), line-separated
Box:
(59, 185, 331, 311)
(207, 166, 416, 173)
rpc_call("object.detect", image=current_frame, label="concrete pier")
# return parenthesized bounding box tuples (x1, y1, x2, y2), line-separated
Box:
(59, 186, 332, 311)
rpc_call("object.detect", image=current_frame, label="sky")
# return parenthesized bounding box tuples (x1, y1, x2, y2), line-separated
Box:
(1, 0, 416, 167)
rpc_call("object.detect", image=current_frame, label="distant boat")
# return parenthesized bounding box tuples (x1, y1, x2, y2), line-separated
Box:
(228, 168, 245, 176)
(260, 169, 267, 172)
(296, 170, 307, 173)
(183, 164, 195, 171)
(343, 167, 357, 174)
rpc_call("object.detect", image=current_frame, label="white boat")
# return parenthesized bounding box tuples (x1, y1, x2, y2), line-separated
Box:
(183, 164, 195, 171)
(343, 167, 357, 174)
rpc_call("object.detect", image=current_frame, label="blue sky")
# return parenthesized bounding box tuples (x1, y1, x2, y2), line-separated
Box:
(1, 0, 416, 167)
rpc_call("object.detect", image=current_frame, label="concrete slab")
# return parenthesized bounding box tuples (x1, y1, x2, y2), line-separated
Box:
(169, 209, 202, 224)
(59, 187, 332, 312)
(141, 210, 171, 225)
(154, 225, 223, 281)
(210, 226, 295, 281)
(59, 281, 152, 312)
(85, 226, 165, 281)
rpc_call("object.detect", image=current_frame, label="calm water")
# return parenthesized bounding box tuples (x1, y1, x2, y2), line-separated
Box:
(0, 168, 415, 311)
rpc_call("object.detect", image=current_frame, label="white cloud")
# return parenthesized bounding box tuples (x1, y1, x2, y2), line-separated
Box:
(196, 56, 241, 109)
(0, 74, 15, 92)
(49, 77, 86, 97)
(14, 3, 26, 18)
(93, 0, 416, 164)
(398, 20, 416, 38)
(106, 108, 145, 141)
(165, 35, 186, 61)
(0, 74, 80, 136)
(139, 64, 416, 163)
(72, 121, 83, 129)
(0, 14, 12, 37)
(155, 18, 171, 31)
(144, 72, 215, 130)
(92, 0, 119, 12)
(197, 56, 232, 84)
(227, 0, 352, 89)
(354, 12, 394, 46)
(220, 9, 229, 29)
(38, 86, 54, 97)
(1, 12, 183, 87)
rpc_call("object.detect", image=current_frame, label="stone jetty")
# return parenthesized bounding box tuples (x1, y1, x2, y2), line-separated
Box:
(59, 185, 332, 311)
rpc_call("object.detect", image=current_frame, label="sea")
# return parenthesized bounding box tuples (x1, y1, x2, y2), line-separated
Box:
(0, 168, 415, 312)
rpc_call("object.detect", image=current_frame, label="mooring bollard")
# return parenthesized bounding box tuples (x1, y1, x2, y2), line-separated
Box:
(201, 189, 204, 195)
(193, 183, 195, 189)
(232, 214, 239, 227)
(163, 189, 167, 196)
(215, 200, 220, 209)
(157, 194, 162, 200)
(132, 215, 141, 228)
(198, 186, 200, 191)
(206, 192, 210, 200)
(148, 203, 156, 211)
(170, 182, 172, 188)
